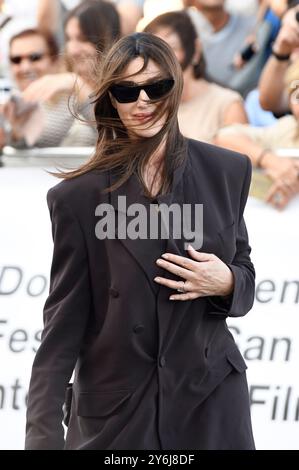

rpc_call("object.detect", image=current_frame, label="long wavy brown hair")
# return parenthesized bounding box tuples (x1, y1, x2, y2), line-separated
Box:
(56, 32, 187, 197)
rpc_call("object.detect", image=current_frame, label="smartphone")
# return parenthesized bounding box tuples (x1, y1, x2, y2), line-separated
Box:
(240, 43, 257, 63)
(9, 94, 38, 117)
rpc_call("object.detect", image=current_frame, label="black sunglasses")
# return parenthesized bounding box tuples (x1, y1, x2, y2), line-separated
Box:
(109, 78, 175, 103)
(9, 52, 46, 65)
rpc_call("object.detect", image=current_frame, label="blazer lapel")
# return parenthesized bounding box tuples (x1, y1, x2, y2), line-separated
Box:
(108, 169, 165, 295)
(155, 150, 198, 351)
(107, 140, 193, 347)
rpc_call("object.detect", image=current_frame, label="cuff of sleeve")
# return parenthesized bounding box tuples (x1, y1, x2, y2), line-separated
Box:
(207, 264, 241, 317)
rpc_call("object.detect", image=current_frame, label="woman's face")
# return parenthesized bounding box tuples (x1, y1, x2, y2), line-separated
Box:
(153, 28, 185, 66)
(110, 57, 170, 139)
(65, 17, 97, 78)
(10, 34, 55, 91)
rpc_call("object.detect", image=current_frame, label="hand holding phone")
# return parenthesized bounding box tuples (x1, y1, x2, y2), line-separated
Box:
(240, 42, 258, 62)
(232, 41, 258, 70)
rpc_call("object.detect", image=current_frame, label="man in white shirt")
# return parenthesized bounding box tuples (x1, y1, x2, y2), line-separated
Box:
(184, 0, 270, 96)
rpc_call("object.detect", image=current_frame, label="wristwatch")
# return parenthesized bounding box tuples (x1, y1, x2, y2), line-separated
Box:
(271, 47, 290, 61)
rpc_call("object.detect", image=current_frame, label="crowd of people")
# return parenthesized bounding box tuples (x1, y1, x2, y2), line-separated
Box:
(0, 0, 299, 209)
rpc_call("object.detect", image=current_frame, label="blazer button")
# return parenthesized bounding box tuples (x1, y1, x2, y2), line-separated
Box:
(109, 288, 119, 298)
(133, 324, 144, 334)
(159, 356, 166, 368)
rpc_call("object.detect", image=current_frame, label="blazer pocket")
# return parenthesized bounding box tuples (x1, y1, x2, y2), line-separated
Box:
(217, 221, 236, 263)
(225, 346, 248, 373)
(77, 390, 133, 418)
(189, 345, 247, 404)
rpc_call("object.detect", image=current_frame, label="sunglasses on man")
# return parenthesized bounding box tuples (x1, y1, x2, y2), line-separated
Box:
(9, 52, 46, 65)
(109, 78, 174, 103)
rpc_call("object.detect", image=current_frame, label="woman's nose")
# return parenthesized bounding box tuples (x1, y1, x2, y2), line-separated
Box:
(136, 88, 150, 103)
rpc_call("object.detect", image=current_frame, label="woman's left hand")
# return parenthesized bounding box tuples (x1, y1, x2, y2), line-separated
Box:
(154, 245, 234, 301)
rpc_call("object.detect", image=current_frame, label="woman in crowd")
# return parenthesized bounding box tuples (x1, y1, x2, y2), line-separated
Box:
(144, 10, 248, 144)
(25, 32, 255, 450)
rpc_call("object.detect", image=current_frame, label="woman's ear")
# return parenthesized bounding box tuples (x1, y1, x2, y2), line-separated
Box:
(108, 91, 117, 109)
(192, 38, 202, 65)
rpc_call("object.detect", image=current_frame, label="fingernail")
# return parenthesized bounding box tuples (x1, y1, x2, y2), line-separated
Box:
(188, 244, 194, 250)
(154, 277, 160, 282)
(156, 259, 163, 264)
(162, 253, 169, 259)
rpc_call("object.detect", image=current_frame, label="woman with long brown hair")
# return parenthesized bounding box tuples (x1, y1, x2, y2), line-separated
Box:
(25, 32, 255, 450)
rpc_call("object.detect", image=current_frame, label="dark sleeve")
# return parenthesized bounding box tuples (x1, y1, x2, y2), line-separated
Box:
(208, 156, 255, 317)
(25, 187, 91, 450)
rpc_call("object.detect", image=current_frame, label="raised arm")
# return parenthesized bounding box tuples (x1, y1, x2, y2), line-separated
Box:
(222, 100, 248, 127)
(259, 6, 299, 113)
(37, 0, 61, 37)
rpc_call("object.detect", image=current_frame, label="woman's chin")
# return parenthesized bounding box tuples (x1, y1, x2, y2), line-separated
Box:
(129, 124, 164, 139)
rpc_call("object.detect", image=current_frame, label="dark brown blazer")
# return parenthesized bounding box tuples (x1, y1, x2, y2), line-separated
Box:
(25, 138, 255, 450)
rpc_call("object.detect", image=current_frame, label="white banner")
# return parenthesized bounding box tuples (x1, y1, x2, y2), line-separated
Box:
(0, 166, 298, 450)
(228, 196, 299, 450)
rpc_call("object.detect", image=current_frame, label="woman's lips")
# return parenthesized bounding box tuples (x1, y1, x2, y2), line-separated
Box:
(133, 113, 154, 122)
